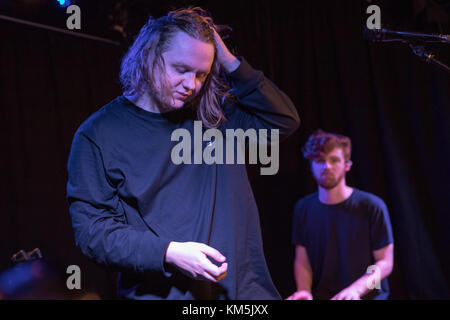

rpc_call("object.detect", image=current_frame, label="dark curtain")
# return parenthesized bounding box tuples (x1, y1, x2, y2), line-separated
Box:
(1, 0, 449, 299)
(0, 13, 125, 298)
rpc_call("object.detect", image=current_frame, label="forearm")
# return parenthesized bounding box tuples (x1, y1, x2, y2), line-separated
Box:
(224, 58, 300, 138)
(220, 53, 240, 73)
(70, 201, 171, 273)
(67, 132, 171, 274)
(294, 262, 313, 292)
(349, 259, 393, 297)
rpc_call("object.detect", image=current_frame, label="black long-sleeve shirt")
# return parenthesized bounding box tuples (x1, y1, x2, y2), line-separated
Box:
(67, 58, 300, 299)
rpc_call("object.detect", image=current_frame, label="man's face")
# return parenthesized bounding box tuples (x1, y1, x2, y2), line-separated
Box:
(311, 147, 351, 189)
(152, 31, 215, 110)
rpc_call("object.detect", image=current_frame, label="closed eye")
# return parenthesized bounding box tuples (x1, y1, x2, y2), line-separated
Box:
(172, 63, 209, 79)
(175, 67, 188, 74)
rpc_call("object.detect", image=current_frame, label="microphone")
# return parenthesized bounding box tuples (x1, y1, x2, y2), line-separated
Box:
(363, 27, 450, 44)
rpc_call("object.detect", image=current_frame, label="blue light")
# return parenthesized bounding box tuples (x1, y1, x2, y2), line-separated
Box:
(0, 263, 34, 296)
(57, 0, 71, 8)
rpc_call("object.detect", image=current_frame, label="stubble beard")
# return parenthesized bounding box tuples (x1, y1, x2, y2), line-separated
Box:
(152, 89, 179, 112)
(153, 87, 200, 113)
(315, 171, 346, 190)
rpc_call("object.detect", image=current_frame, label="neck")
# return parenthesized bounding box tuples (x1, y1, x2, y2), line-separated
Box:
(318, 179, 353, 205)
(125, 92, 162, 114)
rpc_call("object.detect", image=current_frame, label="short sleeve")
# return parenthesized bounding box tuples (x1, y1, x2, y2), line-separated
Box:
(369, 199, 394, 251)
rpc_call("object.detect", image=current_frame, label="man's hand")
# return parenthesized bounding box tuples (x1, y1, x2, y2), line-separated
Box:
(165, 241, 228, 282)
(212, 28, 240, 73)
(285, 290, 313, 300)
(331, 286, 362, 300)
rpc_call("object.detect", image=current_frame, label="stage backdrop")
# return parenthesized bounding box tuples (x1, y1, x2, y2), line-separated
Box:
(1, 0, 449, 299)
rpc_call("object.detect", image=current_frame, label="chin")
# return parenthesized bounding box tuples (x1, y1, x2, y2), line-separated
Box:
(163, 100, 185, 111)
(173, 102, 186, 109)
(319, 183, 339, 190)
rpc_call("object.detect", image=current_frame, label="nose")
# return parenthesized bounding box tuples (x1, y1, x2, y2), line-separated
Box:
(322, 161, 332, 170)
(183, 72, 196, 92)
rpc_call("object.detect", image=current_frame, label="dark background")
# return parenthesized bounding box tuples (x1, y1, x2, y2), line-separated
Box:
(1, 0, 449, 299)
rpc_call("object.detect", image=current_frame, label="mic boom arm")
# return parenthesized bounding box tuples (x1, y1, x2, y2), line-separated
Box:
(408, 44, 450, 74)
(364, 27, 450, 74)
(364, 27, 450, 43)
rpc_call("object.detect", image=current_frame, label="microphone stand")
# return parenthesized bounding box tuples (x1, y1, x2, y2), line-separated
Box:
(408, 43, 450, 74)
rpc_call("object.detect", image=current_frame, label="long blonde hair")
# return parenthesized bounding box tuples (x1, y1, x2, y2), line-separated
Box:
(119, 7, 232, 128)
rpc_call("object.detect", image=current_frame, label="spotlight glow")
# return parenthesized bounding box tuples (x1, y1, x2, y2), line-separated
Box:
(57, 0, 71, 8)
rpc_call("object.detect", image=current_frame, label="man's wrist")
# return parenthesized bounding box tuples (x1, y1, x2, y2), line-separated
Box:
(352, 281, 369, 297)
(164, 241, 177, 264)
(221, 54, 240, 73)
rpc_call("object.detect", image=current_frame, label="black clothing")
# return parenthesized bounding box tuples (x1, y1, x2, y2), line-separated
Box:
(67, 59, 299, 299)
(292, 188, 394, 300)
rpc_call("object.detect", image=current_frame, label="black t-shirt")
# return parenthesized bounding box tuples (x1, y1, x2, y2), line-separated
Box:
(292, 188, 394, 300)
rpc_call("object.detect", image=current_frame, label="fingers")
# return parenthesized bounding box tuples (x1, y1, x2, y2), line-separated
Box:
(331, 293, 360, 300)
(208, 261, 227, 279)
(200, 256, 228, 277)
(214, 271, 227, 282)
(200, 244, 226, 263)
(217, 261, 228, 273)
(197, 246, 228, 282)
(285, 291, 313, 300)
(199, 245, 228, 280)
(215, 262, 228, 281)
(211, 28, 223, 48)
(211, 28, 223, 43)
(193, 260, 227, 283)
(286, 293, 300, 300)
(200, 270, 219, 283)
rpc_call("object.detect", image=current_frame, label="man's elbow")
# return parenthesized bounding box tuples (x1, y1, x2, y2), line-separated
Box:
(377, 259, 394, 278)
(291, 112, 301, 133)
(280, 111, 300, 138)
(385, 261, 394, 276)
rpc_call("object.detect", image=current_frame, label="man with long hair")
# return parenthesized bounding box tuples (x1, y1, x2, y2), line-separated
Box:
(287, 130, 394, 300)
(66, 7, 299, 299)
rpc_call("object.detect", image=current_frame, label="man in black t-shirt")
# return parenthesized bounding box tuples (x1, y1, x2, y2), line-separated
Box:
(287, 130, 394, 300)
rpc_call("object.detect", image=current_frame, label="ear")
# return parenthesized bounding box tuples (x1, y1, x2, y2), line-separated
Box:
(345, 160, 353, 172)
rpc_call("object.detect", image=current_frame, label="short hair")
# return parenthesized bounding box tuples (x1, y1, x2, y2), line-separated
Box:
(119, 7, 231, 128)
(302, 129, 352, 161)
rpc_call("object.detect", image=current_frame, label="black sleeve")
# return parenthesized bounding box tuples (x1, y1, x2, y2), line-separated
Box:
(66, 131, 172, 273)
(369, 199, 394, 251)
(220, 58, 300, 140)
